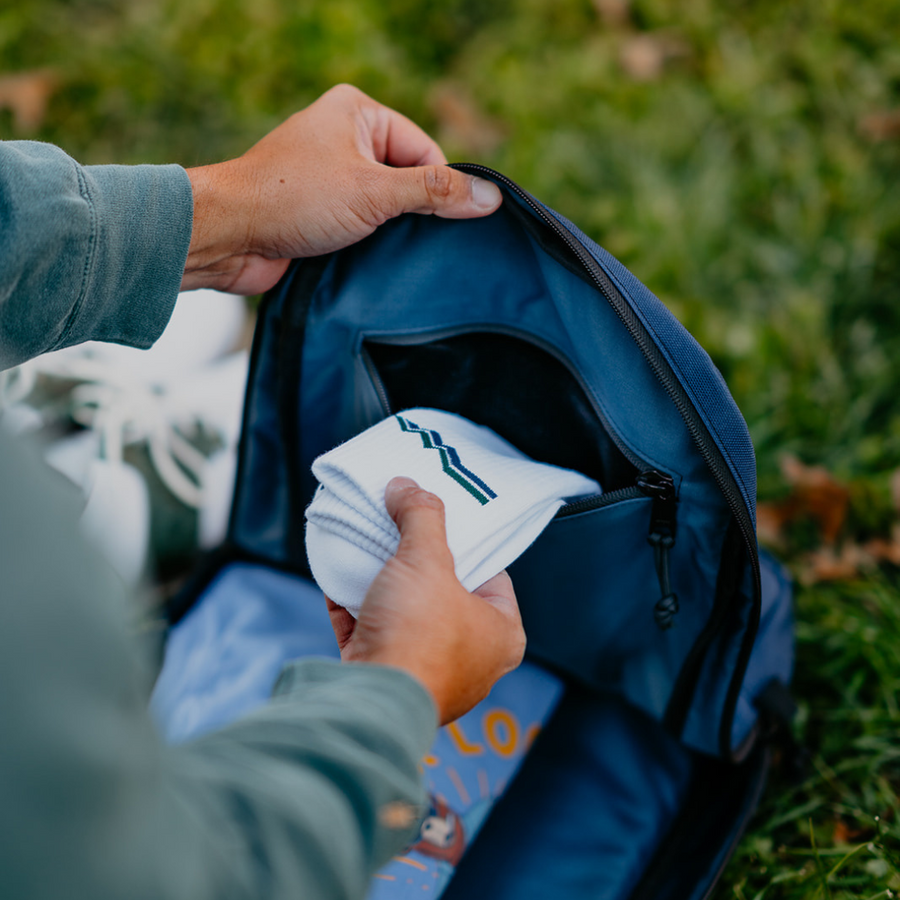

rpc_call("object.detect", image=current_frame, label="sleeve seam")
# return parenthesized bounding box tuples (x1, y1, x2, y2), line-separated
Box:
(53, 161, 99, 351)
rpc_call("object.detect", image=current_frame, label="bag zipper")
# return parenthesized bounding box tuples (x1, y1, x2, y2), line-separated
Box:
(637, 470, 679, 630)
(364, 324, 685, 628)
(560, 469, 681, 631)
(361, 323, 650, 474)
(450, 164, 761, 758)
(555, 484, 643, 518)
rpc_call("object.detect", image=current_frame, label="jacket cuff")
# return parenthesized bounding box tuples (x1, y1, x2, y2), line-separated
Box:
(64, 163, 193, 350)
(273, 658, 438, 762)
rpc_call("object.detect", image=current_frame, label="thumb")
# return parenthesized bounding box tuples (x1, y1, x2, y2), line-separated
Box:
(379, 165, 503, 220)
(384, 476, 455, 567)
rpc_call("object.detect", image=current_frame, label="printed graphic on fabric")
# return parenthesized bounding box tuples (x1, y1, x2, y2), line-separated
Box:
(366, 660, 563, 900)
(395, 414, 498, 505)
(412, 796, 466, 866)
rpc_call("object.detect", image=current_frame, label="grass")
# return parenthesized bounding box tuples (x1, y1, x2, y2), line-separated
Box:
(2, 0, 899, 895)
(727, 574, 900, 898)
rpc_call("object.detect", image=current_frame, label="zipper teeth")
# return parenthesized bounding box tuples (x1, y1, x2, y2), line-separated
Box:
(363, 322, 647, 474)
(453, 163, 760, 758)
(453, 163, 760, 592)
(364, 329, 649, 514)
(556, 485, 644, 518)
(360, 345, 393, 414)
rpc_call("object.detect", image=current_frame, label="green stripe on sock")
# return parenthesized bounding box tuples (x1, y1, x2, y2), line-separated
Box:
(395, 414, 490, 505)
(438, 448, 490, 505)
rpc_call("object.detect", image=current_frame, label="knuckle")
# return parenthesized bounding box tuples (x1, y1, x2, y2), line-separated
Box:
(347, 166, 392, 228)
(329, 82, 362, 100)
(421, 165, 455, 203)
(354, 164, 386, 198)
(322, 83, 370, 113)
(409, 488, 445, 515)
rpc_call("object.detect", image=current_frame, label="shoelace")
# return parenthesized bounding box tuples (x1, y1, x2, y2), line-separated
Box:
(0, 354, 208, 508)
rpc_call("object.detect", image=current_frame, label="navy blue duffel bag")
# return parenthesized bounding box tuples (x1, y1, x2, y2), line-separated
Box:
(153, 165, 794, 900)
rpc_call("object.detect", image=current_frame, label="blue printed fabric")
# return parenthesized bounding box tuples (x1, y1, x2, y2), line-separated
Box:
(153, 563, 562, 899)
(367, 663, 562, 898)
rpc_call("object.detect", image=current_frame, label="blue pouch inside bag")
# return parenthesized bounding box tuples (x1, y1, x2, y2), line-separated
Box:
(155, 166, 794, 900)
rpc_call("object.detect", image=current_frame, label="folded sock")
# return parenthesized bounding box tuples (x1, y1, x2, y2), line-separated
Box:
(305, 408, 601, 616)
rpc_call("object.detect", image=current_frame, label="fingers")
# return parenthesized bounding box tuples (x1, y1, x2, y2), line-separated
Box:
(472, 570, 519, 614)
(473, 570, 525, 661)
(343, 85, 501, 219)
(319, 83, 446, 167)
(379, 164, 503, 220)
(362, 100, 448, 168)
(325, 596, 356, 651)
(344, 477, 527, 724)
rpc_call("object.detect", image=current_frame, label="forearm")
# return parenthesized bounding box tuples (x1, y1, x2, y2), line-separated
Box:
(0, 87, 502, 368)
(0, 429, 435, 900)
(166, 662, 435, 899)
(0, 141, 192, 370)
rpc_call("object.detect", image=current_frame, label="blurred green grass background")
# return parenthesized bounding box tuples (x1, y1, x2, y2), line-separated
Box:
(2, 0, 899, 896)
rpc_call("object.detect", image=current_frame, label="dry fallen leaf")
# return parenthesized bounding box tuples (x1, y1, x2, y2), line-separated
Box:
(800, 543, 869, 585)
(756, 502, 788, 549)
(619, 33, 689, 82)
(779, 454, 851, 546)
(862, 536, 900, 566)
(833, 818, 869, 844)
(859, 110, 900, 143)
(592, 0, 631, 29)
(429, 83, 505, 157)
(0, 69, 58, 133)
(833, 819, 852, 844)
(756, 455, 870, 583)
(756, 455, 850, 549)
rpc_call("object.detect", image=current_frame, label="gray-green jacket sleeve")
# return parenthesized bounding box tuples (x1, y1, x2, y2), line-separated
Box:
(0, 140, 192, 368)
(0, 142, 439, 897)
(0, 426, 436, 900)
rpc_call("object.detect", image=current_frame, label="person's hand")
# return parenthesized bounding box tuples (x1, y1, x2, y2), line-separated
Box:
(325, 477, 525, 726)
(181, 84, 503, 295)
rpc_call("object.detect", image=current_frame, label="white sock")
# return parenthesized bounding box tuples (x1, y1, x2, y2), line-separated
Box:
(305, 408, 601, 616)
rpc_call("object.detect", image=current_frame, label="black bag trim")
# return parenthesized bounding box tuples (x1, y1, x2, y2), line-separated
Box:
(663, 516, 744, 738)
(277, 255, 332, 564)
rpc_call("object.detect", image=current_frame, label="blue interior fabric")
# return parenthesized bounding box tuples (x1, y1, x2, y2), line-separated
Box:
(154, 564, 696, 900)
(279, 213, 731, 751)
(444, 689, 694, 900)
(151, 564, 338, 742)
(227, 190, 793, 760)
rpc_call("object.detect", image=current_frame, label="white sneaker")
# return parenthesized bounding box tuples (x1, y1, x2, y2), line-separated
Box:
(2, 290, 250, 584)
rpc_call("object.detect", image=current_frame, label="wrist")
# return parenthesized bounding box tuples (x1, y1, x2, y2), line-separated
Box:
(361, 657, 455, 725)
(362, 661, 441, 726)
(182, 161, 250, 291)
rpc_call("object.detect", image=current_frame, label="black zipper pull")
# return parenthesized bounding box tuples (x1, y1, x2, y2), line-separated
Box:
(636, 470, 679, 630)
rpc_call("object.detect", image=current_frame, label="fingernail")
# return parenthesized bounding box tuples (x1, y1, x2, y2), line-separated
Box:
(471, 177, 501, 210)
(386, 476, 419, 493)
